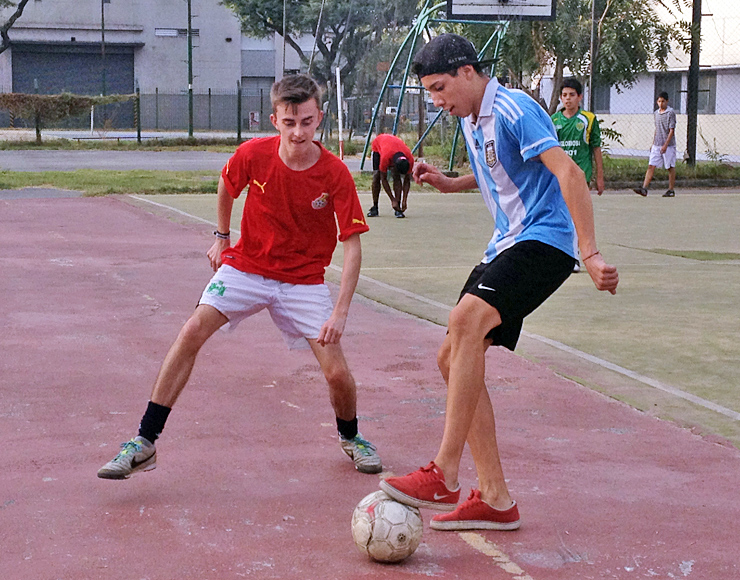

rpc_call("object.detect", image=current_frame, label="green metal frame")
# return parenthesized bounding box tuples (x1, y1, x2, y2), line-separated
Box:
(360, 3, 510, 171)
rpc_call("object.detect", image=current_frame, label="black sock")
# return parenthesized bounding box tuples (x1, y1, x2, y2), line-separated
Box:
(336, 417, 358, 440)
(138, 401, 171, 444)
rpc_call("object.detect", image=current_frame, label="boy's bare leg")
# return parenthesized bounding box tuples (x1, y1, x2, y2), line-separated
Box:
(310, 339, 382, 473)
(433, 294, 502, 490)
(437, 332, 513, 510)
(642, 165, 656, 189)
(668, 167, 676, 190)
(370, 172, 382, 211)
(401, 174, 411, 212)
(308, 340, 356, 420)
(151, 304, 228, 408)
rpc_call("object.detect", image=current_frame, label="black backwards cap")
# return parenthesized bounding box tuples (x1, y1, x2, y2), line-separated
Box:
(411, 33, 495, 79)
(392, 152, 410, 175)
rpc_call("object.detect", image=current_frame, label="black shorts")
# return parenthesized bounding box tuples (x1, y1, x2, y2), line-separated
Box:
(372, 151, 381, 172)
(458, 240, 575, 351)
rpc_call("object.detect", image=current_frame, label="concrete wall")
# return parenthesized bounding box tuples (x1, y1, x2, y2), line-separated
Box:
(0, 0, 243, 93)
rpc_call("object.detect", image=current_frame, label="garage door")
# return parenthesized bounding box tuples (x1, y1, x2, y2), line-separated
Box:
(11, 42, 136, 128)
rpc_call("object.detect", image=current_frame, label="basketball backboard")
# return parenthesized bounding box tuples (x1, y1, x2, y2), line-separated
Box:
(447, 0, 556, 21)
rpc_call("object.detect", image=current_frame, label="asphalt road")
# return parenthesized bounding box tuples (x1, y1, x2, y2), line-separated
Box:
(0, 149, 364, 172)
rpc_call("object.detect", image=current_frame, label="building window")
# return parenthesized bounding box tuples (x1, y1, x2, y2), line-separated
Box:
(654, 73, 682, 113)
(592, 80, 610, 114)
(697, 72, 716, 115)
(155, 28, 200, 37)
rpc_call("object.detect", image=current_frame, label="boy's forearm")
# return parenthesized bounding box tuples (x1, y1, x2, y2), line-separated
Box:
(216, 177, 235, 233)
(333, 234, 362, 317)
(594, 147, 604, 179)
(450, 173, 478, 192)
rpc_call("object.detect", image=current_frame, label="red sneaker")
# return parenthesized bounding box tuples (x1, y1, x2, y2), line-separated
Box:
(379, 461, 460, 511)
(430, 489, 521, 531)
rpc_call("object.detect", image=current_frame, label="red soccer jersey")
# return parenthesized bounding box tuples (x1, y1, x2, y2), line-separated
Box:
(371, 134, 415, 172)
(220, 136, 369, 285)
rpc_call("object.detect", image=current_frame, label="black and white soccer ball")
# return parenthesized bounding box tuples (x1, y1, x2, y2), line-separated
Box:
(351, 490, 423, 563)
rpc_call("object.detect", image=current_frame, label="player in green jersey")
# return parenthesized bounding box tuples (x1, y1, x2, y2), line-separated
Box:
(551, 79, 605, 272)
(551, 78, 604, 196)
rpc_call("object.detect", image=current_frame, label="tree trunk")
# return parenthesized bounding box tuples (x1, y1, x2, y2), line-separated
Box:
(548, 55, 565, 115)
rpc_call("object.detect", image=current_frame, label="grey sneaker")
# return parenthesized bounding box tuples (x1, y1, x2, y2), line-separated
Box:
(633, 187, 648, 197)
(97, 436, 156, 480)
(340, 433, 382, 474)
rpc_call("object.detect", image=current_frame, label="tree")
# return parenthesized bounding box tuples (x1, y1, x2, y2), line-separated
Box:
(487, 0, 689, 113)
(0, 92, 135, 143)
(221, 0, 418, 91)
(0, 0, 31, 56)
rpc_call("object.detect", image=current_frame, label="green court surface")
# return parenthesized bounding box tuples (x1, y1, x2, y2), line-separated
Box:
(130, 190, 740, 447)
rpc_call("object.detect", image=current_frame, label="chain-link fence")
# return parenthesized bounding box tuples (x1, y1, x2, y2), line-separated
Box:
(500, 1, 740, 163)
(2, 3, 738, 161)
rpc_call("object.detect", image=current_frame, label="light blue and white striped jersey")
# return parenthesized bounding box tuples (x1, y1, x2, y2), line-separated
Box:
(461, 78, 576, 263)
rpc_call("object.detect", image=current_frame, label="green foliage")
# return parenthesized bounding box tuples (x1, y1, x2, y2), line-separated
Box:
(221, 0, 418, 90)
(0, 93, 135, 124)
(0, 93, 136, 143)
(491, 0, 688, 110)
(699, 130, 729, 164)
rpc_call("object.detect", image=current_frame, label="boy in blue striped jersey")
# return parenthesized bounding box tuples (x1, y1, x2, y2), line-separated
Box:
(380, 34, 619, 531)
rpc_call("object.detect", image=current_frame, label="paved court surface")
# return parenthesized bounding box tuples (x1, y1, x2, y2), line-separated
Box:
(2, 194, 740, 579)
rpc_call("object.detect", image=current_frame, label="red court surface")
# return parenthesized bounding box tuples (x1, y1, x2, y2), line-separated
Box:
(2, 195, 739, 580)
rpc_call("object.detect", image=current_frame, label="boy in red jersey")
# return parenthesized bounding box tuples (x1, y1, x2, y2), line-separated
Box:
(367, 133, 414, 218)
(98, 75, 382, 480)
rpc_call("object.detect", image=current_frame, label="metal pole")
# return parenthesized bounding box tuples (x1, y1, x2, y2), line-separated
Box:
(237, 80, 242, 144)
(187, 0, 194, 138)
(282, 0, 287, 76)
(686, 0, 702, 166)
(136, 83, 142, 144)
(588, 0, 597, 112)
(336, 67, 344, 159)
(101, 0, 106, 97)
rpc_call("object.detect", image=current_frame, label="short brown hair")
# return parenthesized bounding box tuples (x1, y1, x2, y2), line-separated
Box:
(270, 74, 322, 114)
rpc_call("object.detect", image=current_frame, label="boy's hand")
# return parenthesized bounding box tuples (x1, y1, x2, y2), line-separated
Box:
(583, 252, 619, 295)
(207, 238, 230, 272)
(413, 162, 452, 191)
(317, 313, 347, 346)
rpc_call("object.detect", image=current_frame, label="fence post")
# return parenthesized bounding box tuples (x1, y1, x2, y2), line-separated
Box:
(259, 88, 264, 131)
(34, 78, 41, 144)
(155, 87, 159, 130)
(208, 88, 212, 131)
(135, 83, 142, 144)
(237, 80, 242, 144)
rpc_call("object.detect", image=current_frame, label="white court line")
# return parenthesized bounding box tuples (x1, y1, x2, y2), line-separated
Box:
(129, 194, 740, 423)
(521, 331, 740, 421)
(459, 533, 534, 580)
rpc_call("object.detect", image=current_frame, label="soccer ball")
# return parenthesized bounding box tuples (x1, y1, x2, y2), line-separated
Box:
(351, 490, 423, 563)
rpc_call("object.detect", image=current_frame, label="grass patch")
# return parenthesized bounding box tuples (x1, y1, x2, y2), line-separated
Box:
(0, 169, 219, 196)
(647, 248, 740, 261)
(603, 156, 740, 183)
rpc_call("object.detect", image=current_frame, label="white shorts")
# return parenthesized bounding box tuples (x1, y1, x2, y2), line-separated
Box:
(199, 265, 333, 350)
(649, 145, 677, 169)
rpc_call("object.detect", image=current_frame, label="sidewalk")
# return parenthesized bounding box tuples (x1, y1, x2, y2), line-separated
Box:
(1, 194, 739, 579)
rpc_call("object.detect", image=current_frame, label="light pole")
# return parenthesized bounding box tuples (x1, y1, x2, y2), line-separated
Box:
(187, 0, 194, 138)
(686, 0, 702, 166)
(101, 0, 106, 97)
(282, 0, 287, 77)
